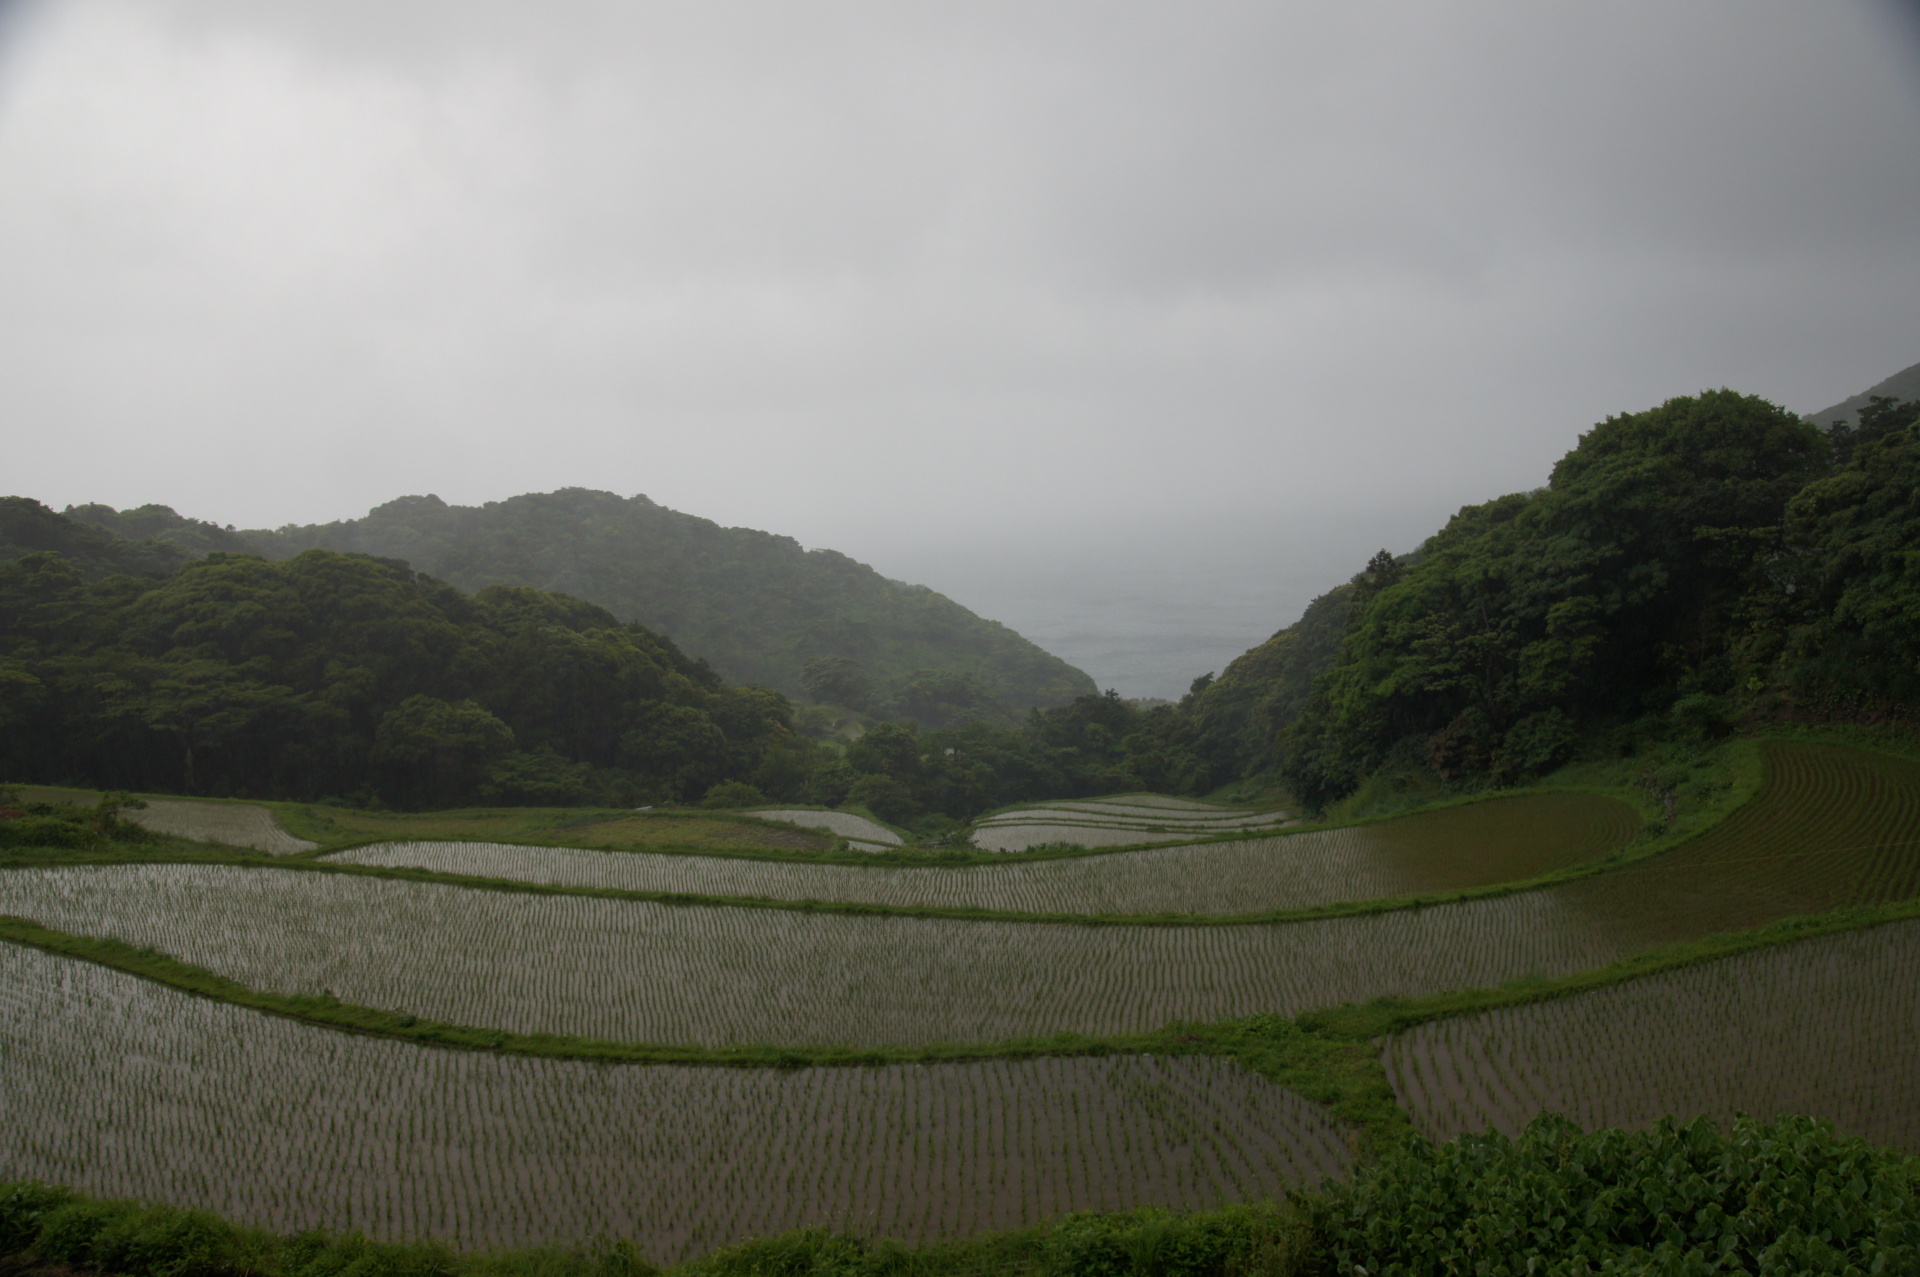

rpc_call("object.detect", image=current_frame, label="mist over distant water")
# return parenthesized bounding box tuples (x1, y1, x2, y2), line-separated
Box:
(966, 584, 1288, 703)
(881, 510, 1424, 701)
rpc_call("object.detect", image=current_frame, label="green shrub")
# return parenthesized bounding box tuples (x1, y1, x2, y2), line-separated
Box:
(845, 774, 916, 823)
(86, 1204, 250, 1277)
(700, 780, 767, 809)
(1038, 1206, 1303, 1276)
(1313, 1113, 1920, 1275)
(1671, 692, 1734, 743)
(676, 1208, 1306, 1276)
(0, 813, 94, 847)
(0, 793, 159, 850)
(0, 1181, 73, 1253)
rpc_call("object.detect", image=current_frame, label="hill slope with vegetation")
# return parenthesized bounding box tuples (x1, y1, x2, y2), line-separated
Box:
(0, 534, 803, 808)
(15, 378, 1920, 822)
(234, 488, 1094, 720)
(822, 381, 1920, 814)
(1279, 388, 1920, 807)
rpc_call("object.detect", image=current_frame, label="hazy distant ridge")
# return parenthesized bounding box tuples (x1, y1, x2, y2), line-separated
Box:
(240, 488, 1095, 711)
(1805, 358, 1920, 428)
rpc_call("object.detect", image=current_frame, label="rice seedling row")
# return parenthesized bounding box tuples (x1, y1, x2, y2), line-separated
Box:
(744, 810, 902, 846)
(333, 791, 1637, 916)
(0, 943, 1349, 1263)
(1549, 741, 1920, 944)
(977, 805, 1294, 830)
(1050, 795, 1245, 812)
(1381, 919, 1920, 1154)
(0, 864, 1641, 1047)
(970, 808, 1301, 853)
(128, 799, 320, 855)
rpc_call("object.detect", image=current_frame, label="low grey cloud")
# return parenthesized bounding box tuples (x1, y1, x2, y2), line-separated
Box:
(2, 1, 1917, 693)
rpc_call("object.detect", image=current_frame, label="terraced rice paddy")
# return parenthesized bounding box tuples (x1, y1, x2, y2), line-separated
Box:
(2, 746, 1913, 1048)
(0, 944, 1350, 1262)
(129, 799, 319, 855)
(333, 792, 1639, 915)
(1549, 741, 1920, 944)
(971, 796, 1298, 852)
(744, 808, 901, 850)
(1382, 921, 1920, 1153)
(0, 864, 1642, 1046)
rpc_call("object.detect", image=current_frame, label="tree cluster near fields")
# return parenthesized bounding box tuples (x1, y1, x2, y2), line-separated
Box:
(1206, 390, 1920, 808)
(0, 542, 798, 808)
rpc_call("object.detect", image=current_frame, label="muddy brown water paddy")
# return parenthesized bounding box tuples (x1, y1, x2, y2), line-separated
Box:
(0, 945, 1349, 1263)
(332, 791, 1640, 916)
(1548, 741, 1920, 945)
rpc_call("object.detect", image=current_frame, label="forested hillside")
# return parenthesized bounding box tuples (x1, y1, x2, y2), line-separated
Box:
(0, 503, 1173, 820)
(237, 488, 1094, 719)
(63, 502, 255, 560)
(1273, 390, 1920, 806)
(882, 385, 1920, 813)
(0, 537, 803, 808)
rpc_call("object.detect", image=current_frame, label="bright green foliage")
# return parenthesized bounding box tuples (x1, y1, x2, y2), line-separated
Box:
(1314, 1114, 1920, 1275)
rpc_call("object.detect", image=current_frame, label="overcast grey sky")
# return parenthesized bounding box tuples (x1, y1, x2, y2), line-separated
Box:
(3, 1, 1918, 695)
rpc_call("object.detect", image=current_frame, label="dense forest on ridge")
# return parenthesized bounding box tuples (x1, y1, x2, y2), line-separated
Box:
(191, 488, 1096, 722)
(0, 506, 803, 809)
